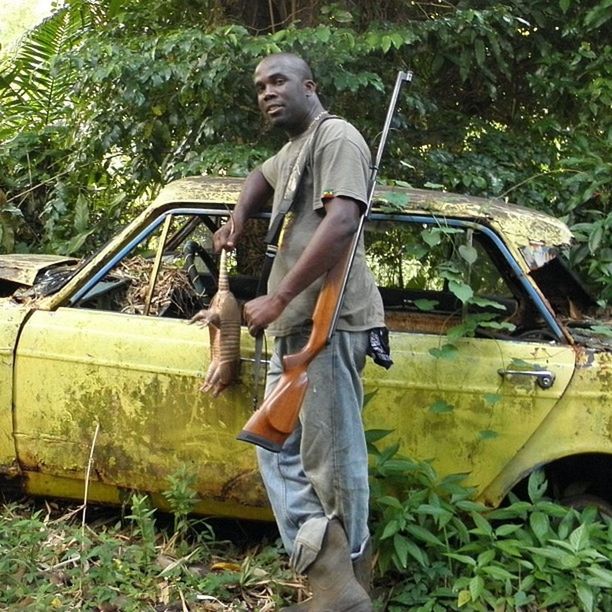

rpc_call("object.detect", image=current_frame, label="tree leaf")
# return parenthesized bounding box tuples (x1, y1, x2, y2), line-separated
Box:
(471, 512, 493, 536)
(60, 229, 95, 255)
(495, 523, 521, 537)
(376, 496, 403, 509)
(429, 344, 458, 360)
(587, 565, 612, 589)
(394, 533, 427, 567)
(449, 280, 473, 303)
(474, 39, 486, 67)
(414, 298, 439, 311)
(469, 296, 507, 310)
(378, 191, 409, 212)
(74, 193, 90, 233)
(529, 511, 550, 542)
(477, 549, 495, 566)
(457, 590, 471, 607)
(446, 553, 477, 567)
(527, 469, 548, 502)
(576, 582, 594, 612)
(421, 228, 442, 247)
(588, 223, 603, 253)
(381, 519, 400, 540)
(364, 428, 393, 443)
(481, 565, 517, 580)
(569, 523, 589, 552)
(458, 244, 478, 264)
(469, 575, 484, 601)
(405, 523, 445, 547)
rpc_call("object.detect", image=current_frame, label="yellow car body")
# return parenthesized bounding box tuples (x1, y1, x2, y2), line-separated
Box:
(0, 177, 610, 519)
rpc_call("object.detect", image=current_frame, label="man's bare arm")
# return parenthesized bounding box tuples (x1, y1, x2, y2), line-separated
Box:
(213, 169, 273, 251)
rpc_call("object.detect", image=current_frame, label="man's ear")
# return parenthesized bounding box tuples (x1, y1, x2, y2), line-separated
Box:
(304, 79, 317, 95)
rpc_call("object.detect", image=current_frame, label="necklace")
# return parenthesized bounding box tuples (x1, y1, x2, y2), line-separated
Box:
(290, 110, 329, 141)
(308, 110, 328, 129)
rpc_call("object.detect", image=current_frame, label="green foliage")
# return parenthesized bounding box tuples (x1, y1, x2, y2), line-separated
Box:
(0, 480, 294, 609)
(0, 4, 95, 136)
(0, 0, 610, 301)
(368, 438, 612, 611)
(1, 448, 611, 609)
(162, 464, 200, 540)
(126, 492, 157, 558)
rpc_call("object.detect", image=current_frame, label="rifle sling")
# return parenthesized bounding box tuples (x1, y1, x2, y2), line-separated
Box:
(256, 113, 339, 297)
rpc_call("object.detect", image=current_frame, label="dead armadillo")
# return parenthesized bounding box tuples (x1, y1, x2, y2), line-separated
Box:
(190, 248, 241, 396)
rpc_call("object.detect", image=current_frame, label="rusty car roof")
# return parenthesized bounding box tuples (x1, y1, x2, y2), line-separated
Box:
(153, 176, 573, 249)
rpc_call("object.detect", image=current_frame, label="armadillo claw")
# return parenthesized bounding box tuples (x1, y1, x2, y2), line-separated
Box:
(201, 358, 239, 396)
(189, 309, 221, 329)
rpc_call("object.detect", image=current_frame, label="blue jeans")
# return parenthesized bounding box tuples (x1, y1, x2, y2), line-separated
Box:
(256, 329, 370, 573)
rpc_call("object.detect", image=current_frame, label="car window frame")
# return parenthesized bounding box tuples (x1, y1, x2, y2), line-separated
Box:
(368, 212, 567, 343)
(67, 207, 229, 307)
(59, 204, 567, 343)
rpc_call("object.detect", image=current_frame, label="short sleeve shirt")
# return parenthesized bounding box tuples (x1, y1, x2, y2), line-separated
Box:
(260, 117, 385, 337)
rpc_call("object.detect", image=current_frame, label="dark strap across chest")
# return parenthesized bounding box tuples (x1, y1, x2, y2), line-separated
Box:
(256, 114, 339, 297)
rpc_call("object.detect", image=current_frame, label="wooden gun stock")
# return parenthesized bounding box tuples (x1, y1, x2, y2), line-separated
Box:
(236, 249, 348, 452)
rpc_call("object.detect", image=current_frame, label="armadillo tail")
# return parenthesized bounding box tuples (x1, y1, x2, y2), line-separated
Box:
(218, 249, 230, 292)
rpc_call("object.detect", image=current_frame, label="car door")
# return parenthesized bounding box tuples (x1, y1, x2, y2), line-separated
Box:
(12, 209, 268, 518)
(361, 217, 575, 493)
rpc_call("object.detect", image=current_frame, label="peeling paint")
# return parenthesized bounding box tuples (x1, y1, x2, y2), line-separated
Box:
(12, 307, 268, 517)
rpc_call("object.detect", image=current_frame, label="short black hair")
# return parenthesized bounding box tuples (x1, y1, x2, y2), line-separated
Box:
(259, 53, 314, 81)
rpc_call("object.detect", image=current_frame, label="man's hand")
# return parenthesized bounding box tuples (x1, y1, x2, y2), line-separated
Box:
(242, 197, 360, 336)
(243, 293, 288, 336)
(213, 219, 242, 252)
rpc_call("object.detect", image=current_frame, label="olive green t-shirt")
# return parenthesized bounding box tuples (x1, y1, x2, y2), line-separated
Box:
(260, 117, 385, 337)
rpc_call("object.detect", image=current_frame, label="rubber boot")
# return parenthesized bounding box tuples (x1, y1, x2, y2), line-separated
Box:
(352, 537, 373, 595)
(284, 519, 372, 611)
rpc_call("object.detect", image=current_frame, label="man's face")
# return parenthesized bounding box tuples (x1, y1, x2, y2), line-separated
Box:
(254, 56, 314, 132)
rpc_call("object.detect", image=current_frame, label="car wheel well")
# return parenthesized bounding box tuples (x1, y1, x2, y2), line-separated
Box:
(510, 453, 612, 510)
(0, 474, 25, 500)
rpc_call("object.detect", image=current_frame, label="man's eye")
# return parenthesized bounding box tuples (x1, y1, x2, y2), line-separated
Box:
(275, 78, 285, 85)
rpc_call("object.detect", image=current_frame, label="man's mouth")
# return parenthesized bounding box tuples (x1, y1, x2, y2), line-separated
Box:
(266, 104, 283, 116)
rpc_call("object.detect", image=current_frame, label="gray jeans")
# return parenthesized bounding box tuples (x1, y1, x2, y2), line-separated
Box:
(256, 329, 370, 573)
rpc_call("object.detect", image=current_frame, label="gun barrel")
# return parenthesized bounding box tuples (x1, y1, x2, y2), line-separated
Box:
(328, 70, 412, 338)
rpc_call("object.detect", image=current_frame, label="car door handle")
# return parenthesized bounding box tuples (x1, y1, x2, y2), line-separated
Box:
(497, 368, 556, 389)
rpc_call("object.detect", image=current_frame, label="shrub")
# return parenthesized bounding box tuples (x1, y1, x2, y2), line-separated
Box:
(367, 436, 612, 611)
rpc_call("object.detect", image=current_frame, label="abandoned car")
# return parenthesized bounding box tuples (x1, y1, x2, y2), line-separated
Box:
(0, 176, 610, 518)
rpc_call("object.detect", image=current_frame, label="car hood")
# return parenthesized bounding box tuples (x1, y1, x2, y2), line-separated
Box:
(0, 254, 79, 287)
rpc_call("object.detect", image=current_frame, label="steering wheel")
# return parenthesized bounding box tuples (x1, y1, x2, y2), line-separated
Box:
(183, 240, 218, 297)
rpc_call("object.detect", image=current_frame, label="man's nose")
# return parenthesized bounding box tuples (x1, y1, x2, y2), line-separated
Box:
(261, 84, 277, 99)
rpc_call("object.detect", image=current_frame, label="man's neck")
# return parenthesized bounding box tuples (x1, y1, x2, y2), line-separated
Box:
(286, 106, 327, 139)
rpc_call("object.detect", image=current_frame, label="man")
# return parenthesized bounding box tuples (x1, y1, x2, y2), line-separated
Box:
(213, 53, 384, 611)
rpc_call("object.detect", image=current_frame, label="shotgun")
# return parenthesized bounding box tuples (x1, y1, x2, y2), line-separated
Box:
(237, 70, 413, 452)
